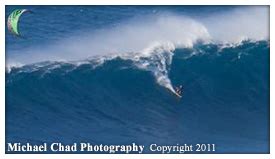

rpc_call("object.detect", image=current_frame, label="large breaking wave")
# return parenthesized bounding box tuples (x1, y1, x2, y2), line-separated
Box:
(6, 40, 269, 95)
(6, 6, 269, 94)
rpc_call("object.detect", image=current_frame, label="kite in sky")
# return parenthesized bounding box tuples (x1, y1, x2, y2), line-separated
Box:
(7, 9, 31, 36)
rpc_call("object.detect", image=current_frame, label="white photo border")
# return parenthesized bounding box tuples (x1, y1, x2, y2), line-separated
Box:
(1, 0, 272, 159)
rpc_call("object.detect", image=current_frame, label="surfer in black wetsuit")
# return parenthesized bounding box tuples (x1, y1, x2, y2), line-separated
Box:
(175, 85, 183, 96)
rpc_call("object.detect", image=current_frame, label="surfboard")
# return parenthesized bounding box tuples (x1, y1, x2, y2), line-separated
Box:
(174, 92, 182, 98)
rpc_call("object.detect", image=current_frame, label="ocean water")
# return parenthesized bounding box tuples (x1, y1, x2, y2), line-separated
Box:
(6, 6, 270, 153)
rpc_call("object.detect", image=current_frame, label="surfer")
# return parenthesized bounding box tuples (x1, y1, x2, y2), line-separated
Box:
(175, 85, 183, 97)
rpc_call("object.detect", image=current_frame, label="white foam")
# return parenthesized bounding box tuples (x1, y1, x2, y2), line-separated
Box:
(6, 62, 23, 73)
(202, 6, 269, 43)
(7, 14, 211, 65)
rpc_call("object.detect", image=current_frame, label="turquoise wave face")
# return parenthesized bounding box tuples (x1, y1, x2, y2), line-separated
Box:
(6, 41, 270, 153)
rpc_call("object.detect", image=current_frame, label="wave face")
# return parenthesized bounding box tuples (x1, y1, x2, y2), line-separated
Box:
(6, 40, 270, 153)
